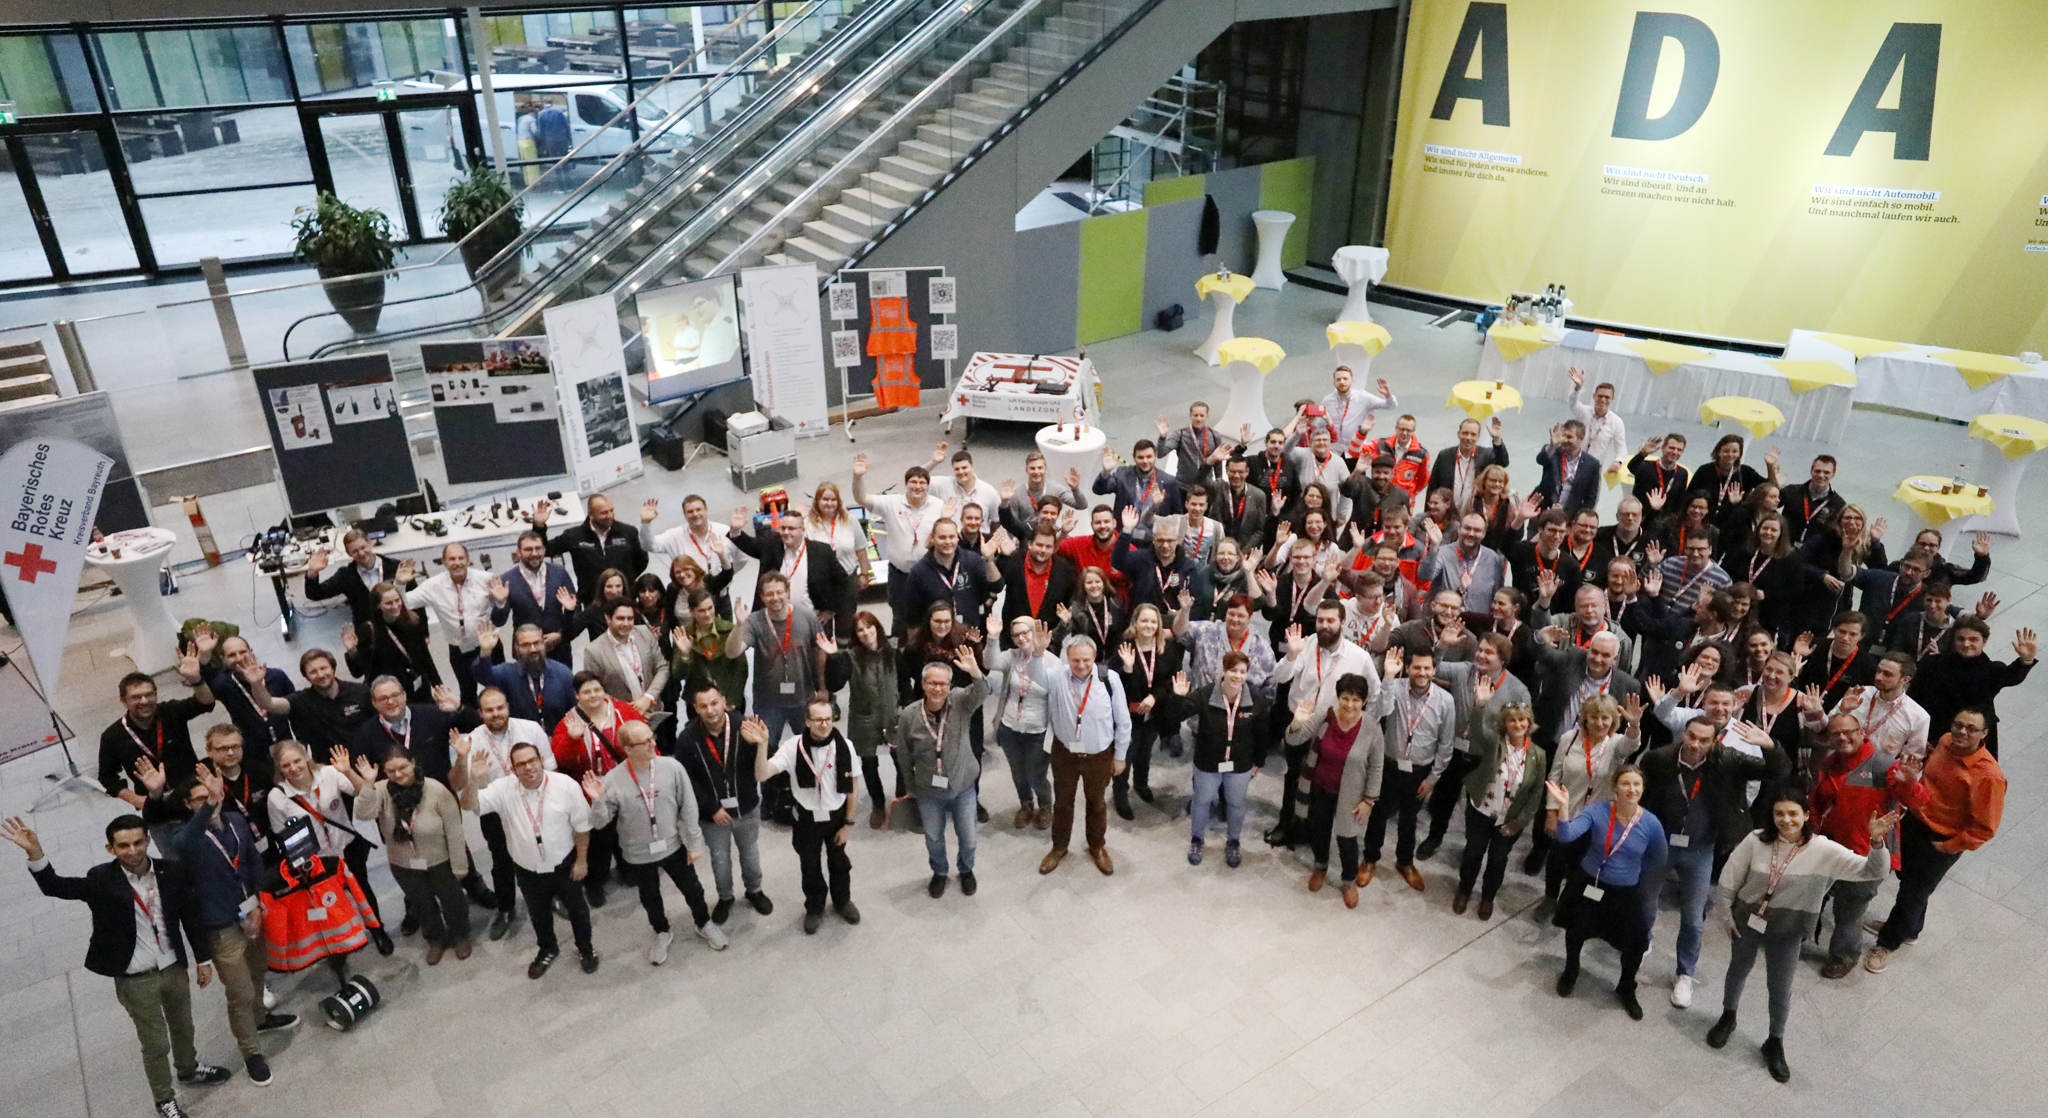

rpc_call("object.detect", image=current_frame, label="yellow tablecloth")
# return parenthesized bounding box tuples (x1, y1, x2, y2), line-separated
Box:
(1767, 359, 1859, 393)
(1623, 338, 1711, 375)
(1931, 350, 2033, 391)
(1487, 322, 1555, 363)
(1894, 476, 1993, 525)
(1811, 332, 1907, 359)
(1969, 414, 2048, 458)
(1196, 272, 1257, 304)
(1447, 380, 1523, 420)
(1700, 395, 1784, 439)
(1217, 336, 1285, 374)
(1326, 320, 1391, 355)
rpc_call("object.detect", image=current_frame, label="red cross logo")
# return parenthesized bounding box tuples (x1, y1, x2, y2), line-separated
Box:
(4, 544, 58, 583)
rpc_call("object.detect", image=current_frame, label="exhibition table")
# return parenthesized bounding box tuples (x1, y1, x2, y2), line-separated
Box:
(1326, 320, 1391, 381)
(1782, 329, 2048, 422)
(1700, 396, 1784, 439)
(1331, 245, 1389, 324)
(1214, 337, 1285, 438)
(942, 352, 1096, 427)
(85, 528, 179, 674)
(1193, 272, 1256, 366)
(1951, 415, 2048, 538)
(1035, 423, 1108, 485)
(1894, 475, 1993, 537)
(1249, 210, 1296, 290)
(1447, 380, 1523, 421)
(1483, 324, 1854, 443)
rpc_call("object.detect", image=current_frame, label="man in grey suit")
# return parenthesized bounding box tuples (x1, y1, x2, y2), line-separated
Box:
(582, 600, 668, 714)
(1529, 629, 1643, 752)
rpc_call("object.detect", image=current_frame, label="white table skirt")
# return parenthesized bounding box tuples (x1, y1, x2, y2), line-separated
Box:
(1482, 334, 1853, 443)
(1782, 329, 2048, 423)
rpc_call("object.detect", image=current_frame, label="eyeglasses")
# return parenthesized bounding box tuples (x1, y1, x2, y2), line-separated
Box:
(1950, 721, 1986, 734)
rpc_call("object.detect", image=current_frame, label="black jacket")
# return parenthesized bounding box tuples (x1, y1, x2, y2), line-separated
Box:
(31, 858, 212, 978)
(1426, 443, 1510, 498)
(1640, 740, 1790, 856)
(732, 532, 855, 630)
(899, 549, 1002, 634)
(305, 555, 410, 627)
(672, 715, 759, 821)
(349, 704, 480, 785)
(541, 519, 647, 603)
(1206, 481, 1270, 548)
(999, 550, 1080, 631)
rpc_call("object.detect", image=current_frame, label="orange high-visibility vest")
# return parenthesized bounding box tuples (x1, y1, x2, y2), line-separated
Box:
(262, 856, 376, 971)
(867, 296, 921, 408)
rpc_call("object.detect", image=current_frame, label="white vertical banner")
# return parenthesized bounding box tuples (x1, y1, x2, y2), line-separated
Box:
(740, 263, 831, 435)
(543, 295, 643, 495)
(0, 438, 112, 697)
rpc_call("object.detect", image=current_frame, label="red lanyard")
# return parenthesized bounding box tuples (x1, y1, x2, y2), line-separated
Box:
(626, 760, 659, 824)
(1762, 840, 1806, 905)
(801, 740, 835, 787)
(923, 707, 947, 774)
(518, 784, 546, 840)
(292, 792, 333, 847)
(1757, 690, 1791, 736)
(1138, 646, 1158, 688)
(203, 826, 243, 878)
(130, 876, 166, 952)
(777, 610, 794, 654)
(1824, 649, 1859, 693)
(1887, 583, 1922, 622)
(124, 719, 163, 763)
(1068, 674, 1094, 735)
(1089, 600, 1110, 638)
(1139, 471, 1159, 511)
(581, 709, 619, 774)
(1747, 554, 1770, 583)
(1579, 730, 1597, 784)
(783, 544, 807, 582)
(1567, 541, 1595, 573)
(703, 728, 725, 769)
(1603, 806, 1641, 861)
(1230, 488, 1246, 523)
(383, 718, 411, 749)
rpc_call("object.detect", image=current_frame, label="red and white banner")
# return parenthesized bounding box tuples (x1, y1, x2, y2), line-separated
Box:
(0, 438, 112, 697)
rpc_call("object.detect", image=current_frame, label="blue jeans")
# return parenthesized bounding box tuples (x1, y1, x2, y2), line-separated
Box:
(1670, 839, 1717, 977)
(997, 725, 1051, 809)
(1189, 769, 1253, 843)
(917, 786, 978, 875)
(703, 807, 763, 901)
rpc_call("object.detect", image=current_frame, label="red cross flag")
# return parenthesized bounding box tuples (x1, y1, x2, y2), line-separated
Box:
(0, 438, 112, 697)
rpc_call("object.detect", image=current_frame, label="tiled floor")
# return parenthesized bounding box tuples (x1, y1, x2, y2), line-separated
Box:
(1, 278, 2043, 1118)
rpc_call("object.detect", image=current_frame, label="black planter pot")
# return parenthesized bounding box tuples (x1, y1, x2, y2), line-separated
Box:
(457, 218, 521, 298)
(319, 265, 387, 334)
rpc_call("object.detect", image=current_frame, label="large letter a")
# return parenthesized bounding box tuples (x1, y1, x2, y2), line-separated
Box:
(1431, 3, 1511, 126)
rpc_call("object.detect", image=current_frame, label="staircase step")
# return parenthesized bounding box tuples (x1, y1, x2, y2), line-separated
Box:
(1046, 14, 1108, 38)
(915, 122, 984, 149)
(780, 235, 847, 268)
(765, 251, 792, 267)
(684, 254, 720, 278)
(802, 219, 869, 252)
(822, 203, 890, 233)
(898, 138, 963, 167)
(855, 170, 926, 206)
(937, 105, 1008, 132)
(879, 153, 947, 183)
(958, 92, 1024, 119)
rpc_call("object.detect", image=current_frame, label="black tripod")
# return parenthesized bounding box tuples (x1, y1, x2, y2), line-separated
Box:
(3, 652, 91, 811)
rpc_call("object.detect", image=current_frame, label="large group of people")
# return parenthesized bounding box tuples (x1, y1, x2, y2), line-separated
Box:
(13, 364, 2036, 1117)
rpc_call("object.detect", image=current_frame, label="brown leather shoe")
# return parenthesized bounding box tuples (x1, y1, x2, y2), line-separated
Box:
(453, 939, 473, 961)
(1476, 896, 1495, 921)
(1399, 864, 1426, 891)
(1039, 849, 1066, 875)
(1452, 891, 1470, 915)
(1358, 863, 1376, 887)
(1033, 807, 1050, 830)
(1342, 884, 1359, 909)
(425, 941, 446, 966)
(869, 809, 886, 830)
(1013, 807, 1034, 829)
(1308, 869, 1327, 892)
(1089, 847, 1114, 876)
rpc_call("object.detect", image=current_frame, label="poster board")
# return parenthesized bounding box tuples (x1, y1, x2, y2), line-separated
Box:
(828, 266, 953, 399)
(252, 353, 418, 515)
(739, 262, 831, 435)
(543, 295, 644, 495)
(635, 274, 747, 403)
(0, 391, 146, 533)
(420, 337, 568, 486)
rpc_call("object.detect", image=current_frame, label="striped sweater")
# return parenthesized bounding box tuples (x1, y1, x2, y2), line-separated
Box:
(1716, 831, 1888, 937)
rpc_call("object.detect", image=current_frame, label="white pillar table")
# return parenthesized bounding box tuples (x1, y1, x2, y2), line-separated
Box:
(1035, 423, 1108, 488)
(84, 527, 180, 674)
(1249, 210, 1296, 290)
(1193, 271, 1256, 366)
(1950, 415, 2048, 539)
(1326, 321, 1392, 385)
(1213, 337, 1286, 440)
(1331, 245, 1389, 324)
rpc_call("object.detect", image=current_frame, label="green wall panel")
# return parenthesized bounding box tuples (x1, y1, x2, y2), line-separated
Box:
(1258, 156, 1316, 270)
(1143, 172, 1205, 207)
(1077, 208, 1147, 345)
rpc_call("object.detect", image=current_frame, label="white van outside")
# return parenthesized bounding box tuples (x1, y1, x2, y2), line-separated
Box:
(395, 71, 689, 175)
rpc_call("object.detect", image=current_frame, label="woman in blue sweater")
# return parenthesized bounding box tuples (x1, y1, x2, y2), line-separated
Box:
(1543, 764, 1667, 1019)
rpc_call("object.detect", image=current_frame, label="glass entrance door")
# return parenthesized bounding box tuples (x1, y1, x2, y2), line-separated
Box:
(303, 95, 483, 244)
(0, 128, 145, 282)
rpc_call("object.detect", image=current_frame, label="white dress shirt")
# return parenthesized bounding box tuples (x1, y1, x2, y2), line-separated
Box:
(863, 493, 947, 571)
(764, 734, 862, 821)
(476, 771, 590, 871)
(928, 475, 1001, 521)
(1275, 638, 1376, 721)
(463, 718, 554, 787)
(124, 861, 177, 973)
(1837, 689, 1931, 758)
(1569, 387, 1628, 468)
(1320, 385, 1395, 450)
(406, 571, 493, 650)
(267, 766, 356, 859)
(642, 521, 736, 579)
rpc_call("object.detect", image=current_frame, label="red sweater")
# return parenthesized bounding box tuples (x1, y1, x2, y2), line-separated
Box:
(549, 699, 647, 780)
(1810, 741, 1929, 855)
(1058, 534, 1129, 602)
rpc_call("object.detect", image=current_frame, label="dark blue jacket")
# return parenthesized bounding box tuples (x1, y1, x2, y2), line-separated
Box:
(174, 804, 261, 929)
(1534, 445, 1602, 514)
(207, 666, 294, 773)
(490, 562, 579, 665)
(349, 703, 480, 784)
(899, 549, 1002, 634)
(1092, 465, 1184, 538)
(1113, 533, 1196, 612)
(472, 654, 577, 732)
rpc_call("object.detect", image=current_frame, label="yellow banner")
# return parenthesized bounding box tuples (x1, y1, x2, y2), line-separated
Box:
(1384, 0, 2048, 353)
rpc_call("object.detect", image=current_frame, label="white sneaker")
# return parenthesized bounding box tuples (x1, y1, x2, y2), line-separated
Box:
(649, 930, 673, 966)
(697, 921, 729, 951)
(261, 984, 277, 1011)
(1670, 974, 1694, 1008)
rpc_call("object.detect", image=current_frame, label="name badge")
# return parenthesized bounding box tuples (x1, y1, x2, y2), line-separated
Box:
(719, 796, 740, 809)
(1669, 834, 1690, 848)
(646, 837, 673, 856)
(1396, 759, 1413, 773)
(237, 896, 258, 919)
(306, 907, 327, 921)
(1747, 912, 1769, 933)
(780, 682, 796, 694)
(931, 774, 949, 789)
(1581, 885, 1604, 902)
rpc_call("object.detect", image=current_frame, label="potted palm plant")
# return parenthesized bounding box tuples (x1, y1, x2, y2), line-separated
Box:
(439, 164, 523, 296)
(292, 193, 398, 334)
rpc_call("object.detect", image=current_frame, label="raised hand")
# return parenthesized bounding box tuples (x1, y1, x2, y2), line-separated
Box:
(305, 547, 330, 575)
(1377, 377, 1394, 400)
(939, 497, 961, 522)
(135, 756, 167, 794)
(740, 715, 770, 746)
(176, 646, 204, 685)
(1384, 645, 1403, 680)
(731, 506, 750, 533)
(1254, 568, 1278, 594)
(640, 498, 659, 524)
(1796, 684, 1825, 712)
(581, 771, 606, 801)
(1544, 780, 1569, 811)
(328, 744, 351, 771)
(1839, 685, 1867, 713)
(340, 623, 358, 655)
(2016, 628, 2038, 661)
(192, 624, 219, 660)
(961, 626, 982, 646)
(432, 684, 460, 712)
(1869, 517, 1886, 540)
(929, 442, 949, 466)
(1973, 530, 1991, 557)
(1292, 697, 1317, 724)
(1473, 671, 1496, 706)
(488, 574, 509, 604)
(1640, 568, 1663, 598)
(816, 632, 839, 656)
(1897, 752, 1926, 782)
(1867, 808, 1903, 839)
(397, 558, 419, 584)
(1620, 692, 1645, 726)
(1645, 541, 1666, 566)
(1100, 447, 1118, 474)
(194, 763, 226, 805)
(999, 478, 1016, 502)
(1976, 591, 1999, 618)
(1065, 467, 1082, 491)
(1171, 670, 1190, 696)
(851, 452, 869, 477)
(1646, 486, 1668, 512)
(1, 817, 43, 860)
(352, 755, 379, 786)
(1120, 505, 1139, 532)
(1054, 602, 1072, 624)
(1285, 624, 1307, 658)
(1644, 675, 1667, 704)
(1515, 493, 1544, 520)
(1792, 631, 1815, 658)
(556, 586, 578, 611)
(1678, 660, 1709, 694)
(1118, 641, 1137, 670)
(1536, 570, 1561, 603)
(953, 643, 984, 677)
(1489, 415, 1504, 440)
(1156, 415, 1172, 438)
(1731, 720, 1773, 749)
(477, 619, 499, 654)
(1568, 366, 1585, 388)
(1763, 446, 1780, 470)
(564, 715, 586, 740)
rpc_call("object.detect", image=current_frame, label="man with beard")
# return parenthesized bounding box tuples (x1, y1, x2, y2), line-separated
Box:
(99, 654, 216, 858)
(754, 697, 862, 934)
(1114, 510, 1194, 612)
(491, 531, 579, 666)
(1244, 427, 1301, 535)
(472, 620, 577, 732)
(286, 648, 371, 752)
(460, 687, 554, 940)
(998, 451, 1085, 540)
(1094, 439, 1184, 542)
(1059, 505, 1131, 603)
(1155, 402, 1236, 488)
(534, 493, 646, 604)
(1427, 416, 1509, 512)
